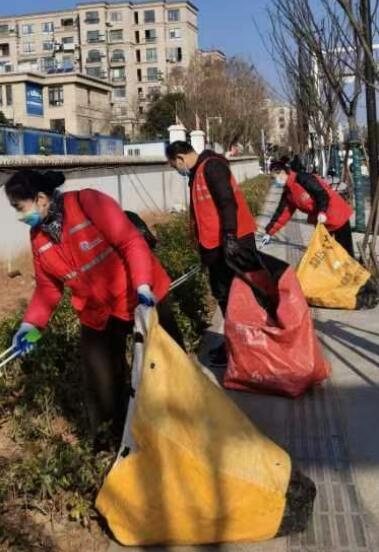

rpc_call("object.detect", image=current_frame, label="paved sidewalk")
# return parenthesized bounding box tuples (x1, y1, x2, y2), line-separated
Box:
(109, 185, 379, 552)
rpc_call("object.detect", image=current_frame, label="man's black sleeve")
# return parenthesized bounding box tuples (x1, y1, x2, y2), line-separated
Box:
(204, 159, 237, 235)
(296, 172, 330, 213)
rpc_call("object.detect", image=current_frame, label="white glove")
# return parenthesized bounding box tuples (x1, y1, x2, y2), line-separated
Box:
(137, 284, 156, 308)
(12, 322, 37, 356)
(260, 234, 272, 249)
(317, 212, 327, 224)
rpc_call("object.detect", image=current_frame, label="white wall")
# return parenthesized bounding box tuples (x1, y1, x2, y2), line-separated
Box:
(0, 157, 260, 261)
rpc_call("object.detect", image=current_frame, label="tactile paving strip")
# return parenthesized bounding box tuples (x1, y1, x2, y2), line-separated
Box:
(284, 220, 372, 552)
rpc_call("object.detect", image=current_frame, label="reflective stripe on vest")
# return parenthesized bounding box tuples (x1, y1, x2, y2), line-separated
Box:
(38, 242, 53, 254)
(69, 220, 92, 235)
(63, 246, 114, 282)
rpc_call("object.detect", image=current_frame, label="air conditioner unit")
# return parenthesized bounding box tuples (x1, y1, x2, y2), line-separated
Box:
(9, 26, 16, 32)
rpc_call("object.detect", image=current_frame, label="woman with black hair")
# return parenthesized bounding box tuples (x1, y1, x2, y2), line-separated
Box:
(261, 159, 355, 257)
(5, 170, 183, 446)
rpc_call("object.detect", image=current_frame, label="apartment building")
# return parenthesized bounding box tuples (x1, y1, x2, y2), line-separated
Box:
(264, 98, 296, 148)
(0, 71, 113, 134)
(0, 0, 198, 135)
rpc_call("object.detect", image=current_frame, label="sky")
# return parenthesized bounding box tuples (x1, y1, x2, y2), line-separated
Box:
(0, 0, 277, 87)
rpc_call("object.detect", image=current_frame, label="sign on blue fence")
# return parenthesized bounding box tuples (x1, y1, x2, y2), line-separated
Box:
(26, 83, 44, 116)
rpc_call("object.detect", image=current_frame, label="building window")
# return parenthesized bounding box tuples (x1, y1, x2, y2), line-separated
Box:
(41, 57, 55, 71)
(62, 56, 74, 70)
(86, 66, 102, 78)
(139, 106, 144, 115)
(168, 9, 180, 22)
(43, 41, 54, 51)
(136, 49, 141, 63)
(147, 86, 160, 100)
(50, 119, 65, 132)
(279, 123, 286, 129)
(144, 10, 155, 23)
(5, 84, 12, 106)
(23, 42, 35, 53)
(169, 28, 181, 40)
(0, 43, 10, 56)
(147, 67, 158, 81)
(114, 86, 126, 98)
(135, 31, 140, 44)
(62, 36, 74, 44)
(111, 67, 125, 81)
(134, 12, 139, 24)
(146, 48, 157, 62)
(111, 49, 125, 62)
(145, 29, 157, 42)
(87, 49, 101, 62)
(48, 85, 64, 106)
(85, 11, 100, 24)
(0, 62, 12, 73)
(22, 24, 34, 35)
(137, 68, 142, 82)
(0, 86, 2, 106)
(110, 11, 122, 22)
(42, 22, 54, 33)
(61, 18, 74, 28)
(0, 25, 9, 35)
(109, 29, 123, 42)
(167, 47, 182, 63)
(87, 30, 102, 43)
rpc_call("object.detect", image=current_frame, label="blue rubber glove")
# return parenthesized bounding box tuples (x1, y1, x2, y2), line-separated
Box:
(137, 284, 156, 308)
(12, 322, 37, 356)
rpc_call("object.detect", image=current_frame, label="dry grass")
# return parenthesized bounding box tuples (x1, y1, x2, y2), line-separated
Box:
(0, 250, 35, 319)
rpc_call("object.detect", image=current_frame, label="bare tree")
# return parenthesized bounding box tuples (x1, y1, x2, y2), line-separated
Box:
(170, 54, 270, 152)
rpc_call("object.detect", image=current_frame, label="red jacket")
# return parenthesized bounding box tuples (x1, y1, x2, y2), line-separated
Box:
(24, 189, 170, 330)
(192, 158, 257, 249)
(266, 171, 352, 235)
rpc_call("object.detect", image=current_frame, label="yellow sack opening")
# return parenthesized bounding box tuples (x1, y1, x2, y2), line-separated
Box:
(96, 310, 291, 546)
(296, 223, 371, 310)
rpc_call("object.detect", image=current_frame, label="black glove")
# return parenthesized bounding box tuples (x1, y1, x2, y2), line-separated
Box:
(223, 233, 240, 265)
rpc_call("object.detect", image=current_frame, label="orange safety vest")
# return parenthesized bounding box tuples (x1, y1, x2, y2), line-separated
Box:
(191, 158, 257, 249)
(286, 171, 353, 230)
(30, 191, 170, 329)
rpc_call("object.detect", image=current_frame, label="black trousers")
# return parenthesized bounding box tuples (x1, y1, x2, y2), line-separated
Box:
(207, 235, 260, 316)
(80, 297, 184, 441)
(331, 220, 354, 258)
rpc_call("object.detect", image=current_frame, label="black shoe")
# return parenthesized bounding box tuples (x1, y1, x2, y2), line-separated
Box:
(208, 344, 227, 366)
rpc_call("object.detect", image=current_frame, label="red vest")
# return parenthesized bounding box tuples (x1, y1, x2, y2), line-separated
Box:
(30, 192, 170, 329)
(191, 158, 257, 249)
(286, 171, 352, 230)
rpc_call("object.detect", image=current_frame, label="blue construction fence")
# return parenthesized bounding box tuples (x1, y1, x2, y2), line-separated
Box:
(0, 124, 124, 156)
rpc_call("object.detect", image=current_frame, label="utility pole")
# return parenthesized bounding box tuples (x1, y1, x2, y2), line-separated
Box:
(360, 0, 378, 204)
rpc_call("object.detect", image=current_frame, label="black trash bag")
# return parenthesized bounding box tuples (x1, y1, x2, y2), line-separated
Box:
(124, 211, 157, 250)
(277, 468, 317, 537)
(356, 276, 379, 310)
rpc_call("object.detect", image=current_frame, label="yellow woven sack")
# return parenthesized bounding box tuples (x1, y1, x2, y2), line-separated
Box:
(297, 223, 370, 309)
(96, 310, 291, 546)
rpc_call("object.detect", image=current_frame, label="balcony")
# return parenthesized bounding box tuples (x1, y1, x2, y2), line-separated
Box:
(110, 56, 125, 66)
(86, 57, 101, 64)
(111, 75, 126, 83)
(84, 18, 100, 25)
(87, 35, 105, 44)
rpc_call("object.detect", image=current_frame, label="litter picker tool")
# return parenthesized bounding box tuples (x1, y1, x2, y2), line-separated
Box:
(0, 328, 42, 373)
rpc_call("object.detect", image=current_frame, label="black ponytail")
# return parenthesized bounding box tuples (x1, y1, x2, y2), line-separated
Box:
(5, 169, 65, 201)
